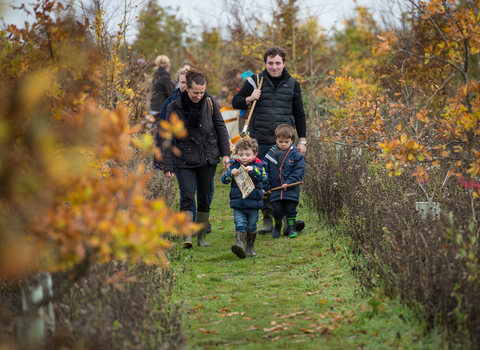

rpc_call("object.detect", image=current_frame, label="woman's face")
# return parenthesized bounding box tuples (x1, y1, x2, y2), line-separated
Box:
(178, 75, 187, 92)
(186, 81, 205, 103)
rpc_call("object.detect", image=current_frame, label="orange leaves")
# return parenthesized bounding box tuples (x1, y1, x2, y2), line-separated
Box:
(374, 30, 398, 55)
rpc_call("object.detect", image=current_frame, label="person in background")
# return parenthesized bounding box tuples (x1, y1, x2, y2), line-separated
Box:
(163, 69, 230, 248)
(232, 46, 306, 236)
(221, 138, 267, 258)
(263, 124, 305, 239)
(149, 55, 175, 121)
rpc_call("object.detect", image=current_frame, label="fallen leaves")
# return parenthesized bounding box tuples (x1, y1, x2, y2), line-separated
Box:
(306, 290, 322, 296)
(245, 325, 259, 331)
(279, 310, 306, 319)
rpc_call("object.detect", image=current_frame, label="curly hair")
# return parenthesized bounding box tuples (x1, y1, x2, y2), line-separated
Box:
(235, 137, 259, 154)
(185, 68, 206, 88)
(263, 46, 287, 63)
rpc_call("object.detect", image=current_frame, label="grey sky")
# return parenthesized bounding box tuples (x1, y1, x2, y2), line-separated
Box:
(2, 0, 377, 41)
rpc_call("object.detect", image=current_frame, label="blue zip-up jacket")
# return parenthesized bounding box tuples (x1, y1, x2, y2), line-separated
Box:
(221, 157, 267, 210)
(263, 144, 305, 203)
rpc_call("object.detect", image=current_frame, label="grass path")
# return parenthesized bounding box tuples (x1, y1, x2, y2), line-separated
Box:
(171, 171, 446, 349)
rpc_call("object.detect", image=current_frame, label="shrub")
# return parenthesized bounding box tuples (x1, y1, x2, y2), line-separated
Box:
(305, 132, 480, 347)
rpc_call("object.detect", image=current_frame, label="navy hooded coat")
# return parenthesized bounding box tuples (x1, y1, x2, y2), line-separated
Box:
(263, 144, 305, 203)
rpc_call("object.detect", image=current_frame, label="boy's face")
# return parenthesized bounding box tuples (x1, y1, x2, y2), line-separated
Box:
(276, 137, 292, 151)
(237, 148, 257, 165)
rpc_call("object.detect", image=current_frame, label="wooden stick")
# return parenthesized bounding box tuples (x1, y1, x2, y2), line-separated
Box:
(244, 76, 264, 128)
(269, 181, 304, 192)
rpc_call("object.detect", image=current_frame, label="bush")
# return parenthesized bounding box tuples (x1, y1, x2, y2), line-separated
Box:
(304, 132, 480, 347)
(0, 245, 191, 350)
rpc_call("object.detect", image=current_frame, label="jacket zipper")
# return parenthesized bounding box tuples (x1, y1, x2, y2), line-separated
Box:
(278, 148, 292, 200)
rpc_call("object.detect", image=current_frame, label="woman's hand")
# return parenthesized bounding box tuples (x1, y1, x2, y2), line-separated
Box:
(222, 156, 230, 169)
(165, 171, 175, 179)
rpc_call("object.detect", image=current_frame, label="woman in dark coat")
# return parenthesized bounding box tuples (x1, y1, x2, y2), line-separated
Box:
(163, 69, 230, 248)
(150, 55, 175, 118)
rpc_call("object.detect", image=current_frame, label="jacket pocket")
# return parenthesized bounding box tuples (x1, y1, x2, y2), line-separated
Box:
(178, 138, 202, 166)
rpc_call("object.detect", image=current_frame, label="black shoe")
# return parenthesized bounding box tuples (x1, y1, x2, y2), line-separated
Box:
(295, 220, 305, 232)
(272, 220, 282, 239)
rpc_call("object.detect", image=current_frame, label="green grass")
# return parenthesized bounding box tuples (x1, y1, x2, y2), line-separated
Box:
(170, 170, 447, 349)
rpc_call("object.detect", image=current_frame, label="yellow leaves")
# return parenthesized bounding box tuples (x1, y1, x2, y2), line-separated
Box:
(20, 72, 54, 109)
(133, 133, 154, 151)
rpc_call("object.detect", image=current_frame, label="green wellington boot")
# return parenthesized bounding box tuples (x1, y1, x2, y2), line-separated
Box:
(196, 212, 211, 247)
(283, 217, 305, 236)
(231, 231, 247, 259)
(246, 231, 257, 257)
(272, 219, 282, 239)
(182, 211, 194, 249)
(287, 218, 298, 238)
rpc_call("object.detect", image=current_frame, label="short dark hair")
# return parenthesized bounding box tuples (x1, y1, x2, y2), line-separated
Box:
(263, 46, 287, 63)
(185, 68, 206, 88)
(275, 124, 295, 141)
(235, 137, 259, 154)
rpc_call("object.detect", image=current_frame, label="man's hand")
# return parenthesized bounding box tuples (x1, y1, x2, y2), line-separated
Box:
(282, 183, 288, 190)
(245, 165, 253, 172)
(246, 89, 261, 105)
(297, 142, 307, 155)
(223, 156, 230, 169)
(232, 168, 239, 176)
(165, 171, 175, 179)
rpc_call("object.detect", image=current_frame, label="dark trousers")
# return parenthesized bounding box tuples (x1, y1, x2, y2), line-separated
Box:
(176, 165, 217, 213)
(258, 143, 276, 160)
(272, 199, 298, 220)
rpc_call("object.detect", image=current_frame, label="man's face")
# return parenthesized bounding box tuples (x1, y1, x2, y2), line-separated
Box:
(265, 55, 286, 78)
(186, 81, 205, 103)
(276, 137, 292, 151)
(237, 148, 257, 166)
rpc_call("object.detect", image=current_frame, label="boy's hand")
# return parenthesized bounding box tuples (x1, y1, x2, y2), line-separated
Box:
(282, 183, 288, 190)
(245, 165, 253, 172)
(231, 168, 239, 176)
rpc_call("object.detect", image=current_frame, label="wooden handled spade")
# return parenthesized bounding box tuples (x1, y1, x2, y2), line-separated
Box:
(230, 76, 264, 144)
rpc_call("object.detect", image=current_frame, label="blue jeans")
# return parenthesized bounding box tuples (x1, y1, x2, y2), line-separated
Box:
(233, 209, 259, 233)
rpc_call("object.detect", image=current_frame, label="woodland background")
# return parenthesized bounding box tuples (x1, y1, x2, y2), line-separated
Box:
(1, 0, 480, 349)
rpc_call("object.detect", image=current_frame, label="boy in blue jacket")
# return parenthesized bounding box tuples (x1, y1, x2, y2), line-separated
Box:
(221, 138, 267, 258)
(264, 124, 306, 238)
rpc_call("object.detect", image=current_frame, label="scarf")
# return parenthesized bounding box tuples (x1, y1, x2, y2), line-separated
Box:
(180, 90, 206, 129)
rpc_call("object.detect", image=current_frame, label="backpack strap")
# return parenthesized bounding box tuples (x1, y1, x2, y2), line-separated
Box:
(207, 97, 214, 116)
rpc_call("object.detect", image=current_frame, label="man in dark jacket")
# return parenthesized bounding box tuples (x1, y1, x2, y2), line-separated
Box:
(232, 46, 307, 235)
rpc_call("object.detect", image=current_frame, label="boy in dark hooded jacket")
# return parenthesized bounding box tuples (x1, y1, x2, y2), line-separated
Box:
(221, 138, 267, 258)
(264, 124, 305, 238)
